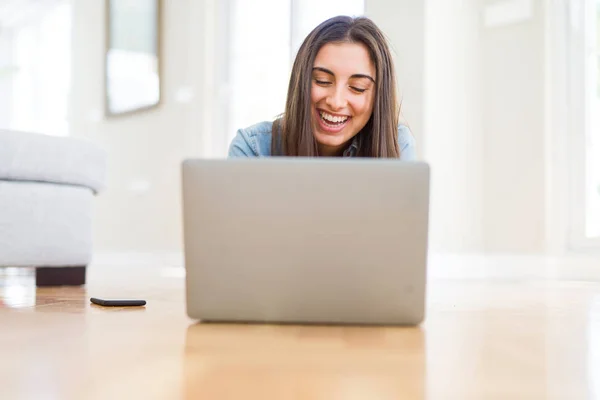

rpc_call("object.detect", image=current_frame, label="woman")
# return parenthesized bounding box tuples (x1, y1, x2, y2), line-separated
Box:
(228, 15, 416, 159)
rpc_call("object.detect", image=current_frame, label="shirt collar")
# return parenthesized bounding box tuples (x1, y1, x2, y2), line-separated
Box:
(342, 135, 361, 157)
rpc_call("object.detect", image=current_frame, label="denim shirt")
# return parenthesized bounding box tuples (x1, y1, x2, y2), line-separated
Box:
(228, 121, 417, 160)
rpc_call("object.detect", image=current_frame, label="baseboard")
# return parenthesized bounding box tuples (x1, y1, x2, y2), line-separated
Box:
(90, 252, 184, 268)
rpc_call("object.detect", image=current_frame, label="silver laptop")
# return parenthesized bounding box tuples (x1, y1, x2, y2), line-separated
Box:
(181, 158, 430, 325)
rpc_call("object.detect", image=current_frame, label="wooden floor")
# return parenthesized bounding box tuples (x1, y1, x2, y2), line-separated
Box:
(1, 254, 600, 399)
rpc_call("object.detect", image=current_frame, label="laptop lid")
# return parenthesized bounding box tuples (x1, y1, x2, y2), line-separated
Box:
(182, 158, 430, 325)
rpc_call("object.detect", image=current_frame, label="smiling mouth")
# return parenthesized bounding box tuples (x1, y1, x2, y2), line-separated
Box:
(318, 110, 351, 128)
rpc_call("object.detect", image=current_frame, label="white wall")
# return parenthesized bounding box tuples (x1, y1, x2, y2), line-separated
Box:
(70, 0, 226, 254)
(0, 32, 13, 129)
(543, 0, 570, 255)
(480, 0, 548, 252)
(424, 0, 484, 253)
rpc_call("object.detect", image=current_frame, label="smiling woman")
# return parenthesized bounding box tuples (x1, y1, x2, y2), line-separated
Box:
(311, 43, 377, 156)
(228, 15, 416, 159)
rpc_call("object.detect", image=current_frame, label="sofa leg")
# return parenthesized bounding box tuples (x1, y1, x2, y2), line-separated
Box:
(35, 266, 86, 287)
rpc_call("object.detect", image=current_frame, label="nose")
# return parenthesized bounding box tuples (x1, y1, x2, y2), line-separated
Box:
(325, 86, 347, 110)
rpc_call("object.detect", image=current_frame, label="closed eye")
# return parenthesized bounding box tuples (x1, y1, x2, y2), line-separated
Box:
(350, 86, 367, 93)
(315, 80, 332, 85)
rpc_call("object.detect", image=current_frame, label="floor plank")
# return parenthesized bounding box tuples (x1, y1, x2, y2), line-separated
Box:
(1, 256, 599, 400)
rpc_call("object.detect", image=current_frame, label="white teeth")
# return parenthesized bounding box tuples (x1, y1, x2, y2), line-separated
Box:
(320, 111, 348, 124)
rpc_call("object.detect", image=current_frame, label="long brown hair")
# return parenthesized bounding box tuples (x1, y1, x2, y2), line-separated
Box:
(272, 15, 400, 157)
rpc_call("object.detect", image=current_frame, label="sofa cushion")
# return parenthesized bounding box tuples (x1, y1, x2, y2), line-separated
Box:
(0, 180, 94, 266)
(0, 129, 107, 193)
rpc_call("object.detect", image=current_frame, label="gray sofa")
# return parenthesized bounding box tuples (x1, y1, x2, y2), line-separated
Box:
(0, 129, 107, 286)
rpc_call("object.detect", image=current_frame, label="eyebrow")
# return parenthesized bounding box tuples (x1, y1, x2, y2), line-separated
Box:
(312, 67, 375, 83)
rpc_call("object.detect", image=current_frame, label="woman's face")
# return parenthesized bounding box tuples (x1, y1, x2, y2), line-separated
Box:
(311, 42, 376, 156)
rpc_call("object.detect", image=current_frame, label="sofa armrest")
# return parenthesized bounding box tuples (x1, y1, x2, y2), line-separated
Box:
(0, 129, 107, 193)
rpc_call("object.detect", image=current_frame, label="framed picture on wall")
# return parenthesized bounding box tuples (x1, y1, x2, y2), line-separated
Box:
(104, 0, 161, 117)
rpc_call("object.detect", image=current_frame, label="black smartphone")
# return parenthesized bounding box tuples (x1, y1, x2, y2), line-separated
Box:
(90, 297, 146, 307)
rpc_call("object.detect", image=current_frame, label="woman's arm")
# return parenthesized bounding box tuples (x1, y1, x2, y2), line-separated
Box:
(228, 129, 256, 157)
